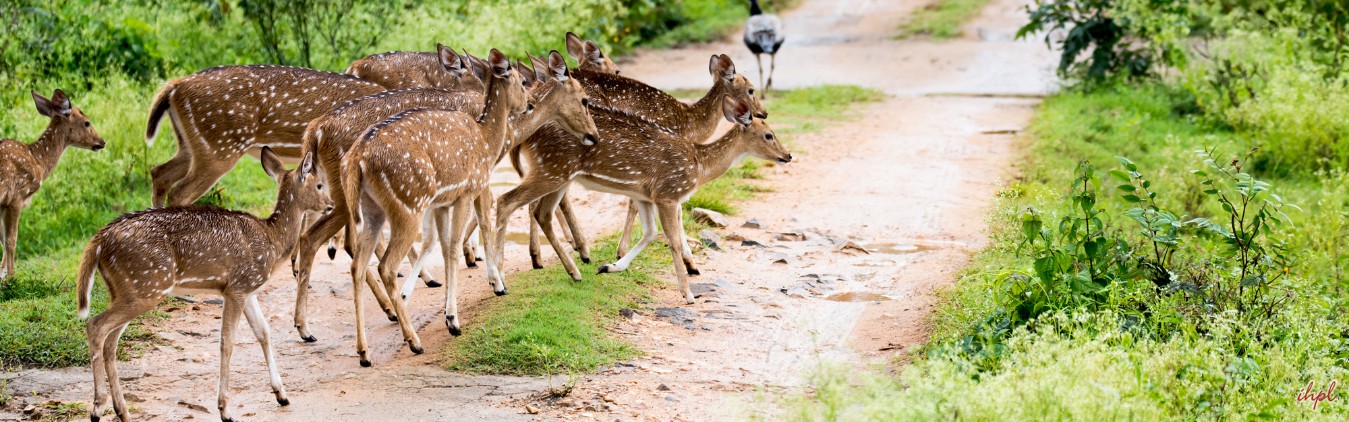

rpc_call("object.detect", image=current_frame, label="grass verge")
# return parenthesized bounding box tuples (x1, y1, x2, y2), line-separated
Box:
(443, 85, 884, 375)
(783, 83, 1349, 419)
(895, 0, 992, 39)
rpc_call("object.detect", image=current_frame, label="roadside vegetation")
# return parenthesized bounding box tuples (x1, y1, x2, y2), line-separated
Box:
(444, 85, 883, 374)
(895, 0, 992, 39)
(0, 0, 776, 368)
(790, 1, 1349, 419)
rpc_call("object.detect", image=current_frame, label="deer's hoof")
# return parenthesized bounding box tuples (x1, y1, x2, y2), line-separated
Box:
(386, 313, 398, 322)
(409, 342, 424, 355)
(277, 397, 290, 406)
(396, 272, 405, 278)
(90, 414, 100, 422)
(597, 265, 613, 274)
(424, 279, 442, 288)
(494, 287, 508, 297)
(581, 257, 592, 264)
(301, 334, 318, 343)
(465, 260, 478, 268)
(447, 315, 463, 336)
(359, 358, 371, 368)
(687, 268, 701, 276)
(327, 246, 337, 260)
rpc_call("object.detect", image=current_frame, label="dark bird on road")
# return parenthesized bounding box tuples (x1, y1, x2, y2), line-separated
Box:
(744, 0, 784, 99)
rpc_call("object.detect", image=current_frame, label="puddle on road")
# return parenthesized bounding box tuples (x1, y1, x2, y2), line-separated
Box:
(862, 242, 939, 255)
(824, 291, 893, 302)
(504, 231, 532, 246)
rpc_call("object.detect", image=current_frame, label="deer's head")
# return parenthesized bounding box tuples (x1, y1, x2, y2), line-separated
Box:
(524, 51, 600, 146)
(485, 49, 530, 118)
(33, 89, 105, 151)
(710, 54, 767, 120)
(724, 96, 790, 164)
(438, 44, 486, 93)
(261, 147, 332, 214)
(567, 32, 620, 75)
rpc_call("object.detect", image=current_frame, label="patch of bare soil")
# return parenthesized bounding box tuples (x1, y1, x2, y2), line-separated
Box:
(4, 0, 1054, 420)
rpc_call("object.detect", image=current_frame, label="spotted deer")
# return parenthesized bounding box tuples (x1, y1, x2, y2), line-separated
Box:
(340, 50, 597, 365)
(565, 31, 620, 74)
(289, 87, 485, 342)
(496, 96, 790, 304)
(0, 90, 105, 282)
(346, 44, 488, 92)
(145, 65, 386, 207)
(517, 54, 766, 270)
(76, 147, 329, 422)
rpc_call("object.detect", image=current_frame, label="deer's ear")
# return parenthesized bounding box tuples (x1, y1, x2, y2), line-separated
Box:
(488, 49, 511, 78)
(260, 146, 287, 181)
(439, 44, 467, 76)
(583, 40, 604, 63)
(547, 50, 570, 81)
(722, 97, 753, 126)
(32, 89, 68, 118)
(296, 151, 315, 183)
(528, 54, 550, 83)
(565, 32, 585, 61)
(709, 54, 736, 81)
(515, 60, 536, 88)
(50, 89, 71, 116)
(466, 52, 490, 81)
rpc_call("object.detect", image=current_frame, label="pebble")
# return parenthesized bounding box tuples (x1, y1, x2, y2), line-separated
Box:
(742, 218, 761, 229)
(690, 208, 729, 228)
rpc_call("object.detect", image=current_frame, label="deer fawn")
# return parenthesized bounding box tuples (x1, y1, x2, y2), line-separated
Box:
(517, 54, 766, 270)
(346, 44, 488, 92)
(76, 147, 330, 422)
(496, 96, 789, 304)
(340, 50, 597, 365)
(146, 65, 386, 207)
(0, 90, 105, 281)
(290, 87, 485, 342)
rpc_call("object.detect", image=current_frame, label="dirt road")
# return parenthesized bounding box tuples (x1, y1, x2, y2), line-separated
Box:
(4, 0, 1054, 420)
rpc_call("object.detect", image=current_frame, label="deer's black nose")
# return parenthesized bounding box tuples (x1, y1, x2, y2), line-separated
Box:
(584, 134, 598, 145)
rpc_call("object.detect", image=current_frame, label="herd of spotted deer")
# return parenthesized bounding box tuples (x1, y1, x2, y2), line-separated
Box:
(0, 32, 791, 421)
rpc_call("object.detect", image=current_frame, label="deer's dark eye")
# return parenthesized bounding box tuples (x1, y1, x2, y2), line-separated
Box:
(765, 133, 775, 141)
(748, 89, 756, 95)
(84, 121, 90, 127)
(582, 98, 590, 107)
(317, 183, 324, 190)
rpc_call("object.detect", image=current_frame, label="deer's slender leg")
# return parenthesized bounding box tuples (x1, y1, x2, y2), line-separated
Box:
(462, 219, 480, 268)
(655, 201, 696, 304)
(756, 53, 765, 99)
(678, 206, 701, 276)
(217, 295, 244, 422)
(378, 209, 425, 354)
(493, 173, 567, 277)
(349, 199, 386, 367)
(527, 201, 545, 269)
(439, 204, 469, 335)
(150, 126, 192, 207)
(292, 205, 348, 342)
(399, 211, 439, 301)
(615, 200, 639, 260)
(534, 190, 582, 282)
(243, 295, 289, 406)
(766, 54, 777, 96)
(103, 321, 134, 422)
(1, 206, 18, 279)
(473, 189, 505, 295)
(166, 158, 236, 206)
(599, 201, 657, 274)
(558, 193, 590, 264)
(0, 206, 11, 279)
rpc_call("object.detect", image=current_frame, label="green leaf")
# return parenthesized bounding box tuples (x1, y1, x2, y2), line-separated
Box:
(1109, 170, 1131, 183)
(1123, 194, 1141, 202)
(1117, 184, 1137, 192)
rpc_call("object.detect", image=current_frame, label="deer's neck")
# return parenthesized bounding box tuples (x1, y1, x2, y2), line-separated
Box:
(693, 127, 750, 185)
(687, 81, 731, 142)
(27, 124, 69, 179)
(477, 76, 514, 161)
(264, 191, 306, 262)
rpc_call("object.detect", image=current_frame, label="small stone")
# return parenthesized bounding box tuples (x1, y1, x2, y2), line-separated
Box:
(203, 298, 224, 305)
(698, 229, 722, 251)
(524, 404, 540, 414)
(742, 218, 761, 229)
(769, 254, 791, 265)
(776, 232, 805, 242)
(22, 405, 36, 414)
(690, 208, 729, 228)
(837, 241, 871, 254)
(173, 295, 200, 303)
(740, 239, 765, 248)
(619, 308, 637, 319)
(780, 287, 810, 298)
(656, 384, 671, 391)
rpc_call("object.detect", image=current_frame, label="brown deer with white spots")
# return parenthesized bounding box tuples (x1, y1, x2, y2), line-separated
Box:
(516, 54, 767, 271)
(0, 90, 105, 282)
(564, 31, 621, 74)
(346, 44, 489, 92)
(496, 96, 790, 304)
(76, 147, 330, 422)
(340, 50, 598, 365)
(289, 87, 485, 342)
(145, 65, 386, 207)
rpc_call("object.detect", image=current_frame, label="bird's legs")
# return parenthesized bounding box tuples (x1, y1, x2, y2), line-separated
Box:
(766, 53, 777, 97)
(756, 53, 766, 99)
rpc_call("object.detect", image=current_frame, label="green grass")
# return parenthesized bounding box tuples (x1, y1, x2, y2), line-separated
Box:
(783, 83, 1349, 419)
(895, 0, 992, 39)
(444, 85, 884, 375)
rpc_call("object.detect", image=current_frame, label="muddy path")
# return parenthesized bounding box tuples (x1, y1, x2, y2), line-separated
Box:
(4, 0, 1054, 420)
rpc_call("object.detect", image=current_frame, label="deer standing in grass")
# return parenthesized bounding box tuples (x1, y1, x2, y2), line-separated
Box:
(516, 54, 767, 271)
(146, 65, 386, 207)
(497, 96, 789, 304)
(347, 44, 489, 92)
(340, 50, 598, 365)
(290, 87, 485, 342)
(76, 147, 330, 422)
(0, 90, 105, 281)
